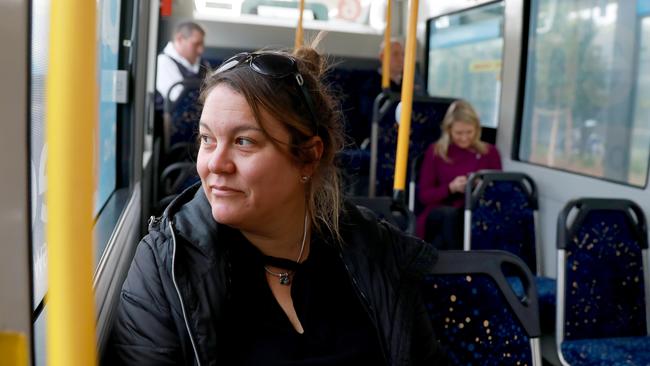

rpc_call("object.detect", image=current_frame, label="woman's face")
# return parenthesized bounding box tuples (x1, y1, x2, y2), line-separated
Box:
(197, 84, 307, 232)
(449, 120, 477, 149)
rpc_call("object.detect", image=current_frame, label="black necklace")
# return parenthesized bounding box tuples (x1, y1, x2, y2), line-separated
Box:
(263, 213, 307, 286)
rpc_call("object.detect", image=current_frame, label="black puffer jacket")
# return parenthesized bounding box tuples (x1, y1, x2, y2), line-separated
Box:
(106, 185, 447, 365)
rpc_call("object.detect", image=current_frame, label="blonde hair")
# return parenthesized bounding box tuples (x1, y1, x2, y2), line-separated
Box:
(434, 100, 487, 162)
(200, 35, 345, 242)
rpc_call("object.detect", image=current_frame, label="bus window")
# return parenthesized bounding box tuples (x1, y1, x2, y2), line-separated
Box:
(30, 0, 49, 309)
(518, 0, 650, 187)
(425, 1, 505, 128)
(29, 0, 124, 310)
(96, 0, 122, 214)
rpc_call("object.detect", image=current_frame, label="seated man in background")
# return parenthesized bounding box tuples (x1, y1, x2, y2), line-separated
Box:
(378, 39, 425, 95)
(156, 21, 209, 105)
(416, 100, 502, 250)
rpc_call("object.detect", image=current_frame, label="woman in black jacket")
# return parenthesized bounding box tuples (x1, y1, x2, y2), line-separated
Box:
(107, 41, 448, 366)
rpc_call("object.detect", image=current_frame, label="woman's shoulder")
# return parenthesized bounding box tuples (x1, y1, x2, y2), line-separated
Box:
(340, 201, 437, 277)
(483, 142, 501, 156)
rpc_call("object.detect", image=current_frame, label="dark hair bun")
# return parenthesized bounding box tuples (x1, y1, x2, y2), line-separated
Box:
(294, 47, 326, 79)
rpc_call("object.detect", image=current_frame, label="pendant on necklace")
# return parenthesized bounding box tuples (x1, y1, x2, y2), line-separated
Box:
(279, 273, 291, 285)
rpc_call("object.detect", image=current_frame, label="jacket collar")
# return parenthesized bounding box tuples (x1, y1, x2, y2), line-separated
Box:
(162, 183, 223, 261)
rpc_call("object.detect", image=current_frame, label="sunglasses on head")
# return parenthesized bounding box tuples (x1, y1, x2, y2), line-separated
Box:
(213, 52, 319, 136)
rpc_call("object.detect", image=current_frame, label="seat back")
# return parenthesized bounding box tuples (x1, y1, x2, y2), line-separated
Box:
(464, 171, 540, 274)
(407, 153, 425, 213)
(325, 67, 381, 147)
(369, 94, 454, 198)
(349, 196, 415, 234)
(422, 250, 542, 365)
(163, 78, 203, 154)
(557, 198, 649, 342)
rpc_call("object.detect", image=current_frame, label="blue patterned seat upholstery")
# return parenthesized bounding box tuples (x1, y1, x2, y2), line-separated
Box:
(370, 95, 455, 197)
(422, 250, 542, 365)
(152, 78, 203, 211)
(465, 171, 556, 331)
(561, 337, 650, 366)
(465, 172, 538, 269)
(557, 198, 649, 366)
(326, 67, 381, 197)
(164, 78, 203, 151)
(325, 67, 382, 147)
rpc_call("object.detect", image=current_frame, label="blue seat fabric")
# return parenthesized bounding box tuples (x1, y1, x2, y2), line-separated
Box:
(561, 336, 650, 366)
(564, 210, 647, 341)
(422, 273, 533, 365)
(168, 86, 202, 148)
(469, 175, 557, 332)
(507, 275, 556, 333)
(374, 99, 448, 197)
(470, 180, 537, 271)
(325, 68, 381, 196)
(325, 68, 381, 147)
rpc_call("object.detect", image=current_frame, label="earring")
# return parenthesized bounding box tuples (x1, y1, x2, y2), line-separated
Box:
(300, 175, 309, 183)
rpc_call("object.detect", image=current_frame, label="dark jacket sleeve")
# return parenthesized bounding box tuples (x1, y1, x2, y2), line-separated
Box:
(411, 294, 450, 366)
(104, 233, 183, 365)
(376, 221, 449, 365)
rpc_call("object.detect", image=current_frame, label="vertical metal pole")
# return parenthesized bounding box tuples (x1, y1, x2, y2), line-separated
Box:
(295, 0, 305, 49)
(46, 1, 98, 365)
(393, 0, 419, 195)
(381, 0, 392, 90)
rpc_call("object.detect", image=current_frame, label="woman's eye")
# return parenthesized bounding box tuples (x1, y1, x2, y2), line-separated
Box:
(235, 137, 254, 146)
(199, 134, 214, 145)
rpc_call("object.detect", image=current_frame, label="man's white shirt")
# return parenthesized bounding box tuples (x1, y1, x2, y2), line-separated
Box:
(156, 42, 202, 102)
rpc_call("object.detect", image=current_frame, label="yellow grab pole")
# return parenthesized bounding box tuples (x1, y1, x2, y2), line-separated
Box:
(393, 0, 419, 193)
(46, 1, 98, 365)
(381, 0, 392, 90)
(0, 333, 28, 366)
(295, 0, 306, 49)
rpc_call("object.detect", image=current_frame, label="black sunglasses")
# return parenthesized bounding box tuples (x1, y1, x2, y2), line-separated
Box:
(214, 52, 319, 136)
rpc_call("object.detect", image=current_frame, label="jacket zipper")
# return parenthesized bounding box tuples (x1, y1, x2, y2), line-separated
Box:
(169, 221, 202, 366)
(338, 251, 390, 365)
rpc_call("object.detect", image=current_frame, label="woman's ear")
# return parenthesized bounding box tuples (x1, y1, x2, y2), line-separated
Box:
(301, 136, 324, 177)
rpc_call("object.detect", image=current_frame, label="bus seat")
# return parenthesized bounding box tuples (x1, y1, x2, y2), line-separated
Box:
(369, 95, 454, 198)
(464, 170, 556, 332)
(464, 171, 540, 270)
(422, 250, 542, 365)
(163, 78, 203, 153)
(407, 152, 425, 214)
(337, 148, 371, 197)
(325, 67, 382, 147)
(157, 161, 199, 211)
(556, 198, 649, 366)
(327, 67, 382, 197)
(151, 79, 203, 213)
(348, 196, 415, 234)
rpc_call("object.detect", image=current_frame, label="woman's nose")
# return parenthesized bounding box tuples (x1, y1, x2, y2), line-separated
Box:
(207, 145, 235, 174)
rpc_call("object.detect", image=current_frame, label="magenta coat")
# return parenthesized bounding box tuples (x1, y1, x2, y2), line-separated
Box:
(415, 143, 502, 238)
